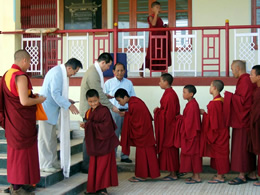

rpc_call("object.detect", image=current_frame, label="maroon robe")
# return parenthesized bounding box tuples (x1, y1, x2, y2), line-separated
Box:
(154, 88, 180, 172)
(121, 96, 160, 179)
(200, 95, 230, 174)
(141, 15, 172, 71)
(84, 104, 119, 193)
(224, 73, 256, 173)
(248, 87, 260, 176)
(179, 98, 202, 173)
(0, 65, 40, 185)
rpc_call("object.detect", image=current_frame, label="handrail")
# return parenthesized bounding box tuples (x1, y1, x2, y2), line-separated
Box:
(1, 24, 260, 35)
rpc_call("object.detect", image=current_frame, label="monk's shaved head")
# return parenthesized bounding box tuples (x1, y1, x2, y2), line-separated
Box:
(14, 49, 30, 62)
(115, 88, 130, 99)
(161, 73, 173, 85)
(232, 60, 246, 72)
(212, 80, 224, 93)
(184, 85, 197, 95)
(86, 89, 99, 99)
(252, 65, 260, 76)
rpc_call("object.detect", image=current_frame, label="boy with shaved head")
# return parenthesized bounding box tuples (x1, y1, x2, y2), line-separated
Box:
(224, 60, 257, 185)
(154, 73, 180, 181)
(178, 85, 202, 184)
(115, 88, 160, 182)
(200, 80, 230, 183)
(248, 65, 260, 186)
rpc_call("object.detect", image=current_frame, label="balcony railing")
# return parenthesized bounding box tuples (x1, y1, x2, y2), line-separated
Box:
(1, 21, 260, 77)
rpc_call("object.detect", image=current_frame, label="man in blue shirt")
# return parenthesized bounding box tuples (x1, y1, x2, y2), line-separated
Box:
(104, 62, 136, 163)
(38, 58, 82, 173)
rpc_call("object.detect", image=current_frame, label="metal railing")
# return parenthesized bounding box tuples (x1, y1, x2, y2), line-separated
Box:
(1, 21, 260, 77)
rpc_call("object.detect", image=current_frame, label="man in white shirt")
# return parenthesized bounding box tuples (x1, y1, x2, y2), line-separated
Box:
(104, 62, 136, 163)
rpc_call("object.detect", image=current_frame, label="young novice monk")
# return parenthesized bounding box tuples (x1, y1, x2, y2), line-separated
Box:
(177, 85, 202, 184)
(139, 1, 172, 77)
(115, 88, 160, 182)
(248, 65, 260, 186)
(80, 89, 119, 195)
(200, 80, 230, 183)
(154, 73, 180, 180)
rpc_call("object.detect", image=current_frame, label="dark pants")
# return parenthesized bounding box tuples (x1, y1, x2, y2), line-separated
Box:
(81, 137, 90, 173)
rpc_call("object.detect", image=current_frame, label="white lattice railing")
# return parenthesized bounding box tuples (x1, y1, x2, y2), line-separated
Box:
(22, 34, 43, 75)
(66, 33, 89, 72)
(122, 32, 146, 77)
(234, 29, 260, 71)
(172, 31, 197, 77)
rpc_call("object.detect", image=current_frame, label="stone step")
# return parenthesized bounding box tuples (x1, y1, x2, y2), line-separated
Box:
(0, 152, 83, 187)
(35, 172, 87, 195)
(0, 137, 83, 156)
(0, 140, 7, 154)
(0, 129, 4, 140)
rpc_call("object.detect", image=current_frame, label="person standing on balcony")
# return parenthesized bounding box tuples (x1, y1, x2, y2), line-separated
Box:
(38, 58, 82, 175)
(139, 1, 172, 77)
(104, 62, 136, 163)
(79, 53, 120, 173)
(248, 65, 260, 186)
(0, 50, 46, 194)
(224, 60, 257, 185)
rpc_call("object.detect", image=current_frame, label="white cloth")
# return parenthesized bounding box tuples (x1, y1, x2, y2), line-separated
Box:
(59, 64, 71, 178)
(94, 61, 105, 92)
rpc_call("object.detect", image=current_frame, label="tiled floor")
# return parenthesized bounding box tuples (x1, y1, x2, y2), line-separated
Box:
(81, 172, 260, 195)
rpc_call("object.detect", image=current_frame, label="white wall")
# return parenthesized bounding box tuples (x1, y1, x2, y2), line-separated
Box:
(34, 85, 236, 123)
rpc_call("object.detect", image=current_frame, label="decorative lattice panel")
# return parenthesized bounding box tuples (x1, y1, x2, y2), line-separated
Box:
(122, 32, 146, 76)
(172, 32, 197, 76)
(234, 29, 260, 72)
(66, 34, 89, 71)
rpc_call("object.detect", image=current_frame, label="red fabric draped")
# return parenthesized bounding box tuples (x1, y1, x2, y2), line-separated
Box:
(200, 95, 230, 174)
(121, 97, 155, 155)
(223, 73, 256, 173)
(223, 73, 256, 128)
(1, 69, 37, 150)
(180, 98, 201, 155)
(142, 15, 172, 70)
(178, 98, 202, 173)
(154, 88, 180, 172)
(248, 87, 260, 155)
(154, 88, 180, 153)
(7, 142, 40, 184)
(135, 146, 160, 179)
(200, 95, 230, 159)
(85, 104, 119, 156)
(87, 151, 118, 193)
(120, 97, 160, 178)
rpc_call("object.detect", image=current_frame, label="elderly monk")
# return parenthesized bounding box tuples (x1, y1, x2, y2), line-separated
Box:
(224, 60, 257, 185)
(0, 50, 46, 194)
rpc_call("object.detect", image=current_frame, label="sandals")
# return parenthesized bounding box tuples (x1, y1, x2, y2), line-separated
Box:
(228, 177, 247, 185)
(185, 178, 202, 184)
(128, 176, 146, 182)
(161, 176, 178, 181)
(245, 175, 258, 181)
(208, 179, 225, 184)
(253, 181, 260, 186)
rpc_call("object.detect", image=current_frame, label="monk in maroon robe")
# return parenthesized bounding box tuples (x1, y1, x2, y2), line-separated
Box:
(80, 89, 119, 195)
(200, 80, 230, 183)
(0, 50, 46, 194)
(139, 1, 172, 77)
(115, 88, 160, 182)
(154, 73, 180, 180)
(177, 85, 202, 184)
(248, 65, 260, 186)
(223, 60, 257, 185)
